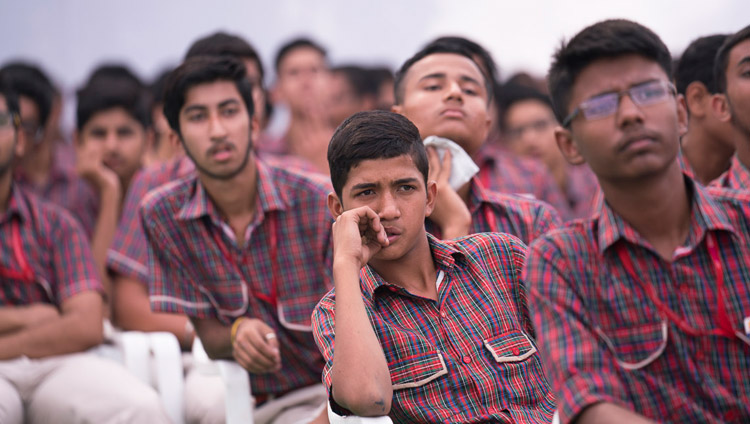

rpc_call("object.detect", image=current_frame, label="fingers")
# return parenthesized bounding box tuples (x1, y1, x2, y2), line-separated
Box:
(233, 319, 281, 374)
(427, 146, 441, 180)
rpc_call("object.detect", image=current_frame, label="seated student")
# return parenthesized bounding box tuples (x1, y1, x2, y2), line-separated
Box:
(140, 56, 332, 424)
(312, 110, 555, 423)
(674, 34, 739, 185)
(74, 73, 153, 303)
(524, 19, 750, 424)
(392, 43, 561, 242)
(424, 36, 571, 215)
(498, 83, 599, 220)
(0, 62, 98, 238)
(712, 25, 750, 189)
(0, 80, 169, 423)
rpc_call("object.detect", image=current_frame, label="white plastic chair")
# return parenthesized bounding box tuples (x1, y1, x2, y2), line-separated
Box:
(192, 337, 254, 424)
(327, 401, 394, 423)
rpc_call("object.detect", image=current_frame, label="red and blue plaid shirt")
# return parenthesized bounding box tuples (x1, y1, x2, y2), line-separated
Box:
(313, 233, 555, 423)
(524, 178, 750, 423)
(107, 155, 194, 281)
(15, 142, 98, 238)
(711, 155, 750, 190)
(1, 185, 101, 306)
(425, 177, 561, 245)
(474, 143, 570, 217)
(108, 152, 319, 282)
(140, 159, 334, 396)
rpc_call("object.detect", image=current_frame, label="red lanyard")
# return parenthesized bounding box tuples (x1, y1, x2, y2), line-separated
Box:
(474, 178, 498, 234)
(0, 219, 35, 283)
(210, 214, 279, 309)
(617, 232, 736, 339)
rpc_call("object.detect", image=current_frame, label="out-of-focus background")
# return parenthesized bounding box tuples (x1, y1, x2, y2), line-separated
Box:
(1, 0, 746, 131)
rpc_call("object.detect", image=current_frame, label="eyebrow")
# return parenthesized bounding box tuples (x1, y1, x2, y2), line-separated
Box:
(351, 182, 377, 191)
(393, 177, 419, 185)
(587, 78, 660, 99)
(737, 56, 750, 67)
(418, 72, 447, 83)
(183, 98, 241, 114)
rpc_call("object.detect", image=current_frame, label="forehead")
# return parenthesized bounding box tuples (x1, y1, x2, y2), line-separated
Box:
(405, 53, 485, 86)
(279, 47, 326, 71)
(569, 54, 668, 105)
(728, 39, 750, 68)
(183, 80, 243, 109)
(506, 99, 554, 123)
(344, 155, 422, 187)
(84, 107, 141, 128)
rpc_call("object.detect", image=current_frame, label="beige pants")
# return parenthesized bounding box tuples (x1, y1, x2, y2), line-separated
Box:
(0, 352, 171, 424)
(183, 359, 326, 424)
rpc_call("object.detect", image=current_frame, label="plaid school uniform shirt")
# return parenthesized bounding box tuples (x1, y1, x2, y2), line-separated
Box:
(140, 160, 334, 396)
(313, 233, 555, 424)
(425, 177, 561, 245)
(524, 178, 750, 424)
(474, 143, 571, 216)
(711, 155, 750, 190)
(15, 142, 98, 238)
(107, 155, 195, 281)
(1, 185, 101, 306)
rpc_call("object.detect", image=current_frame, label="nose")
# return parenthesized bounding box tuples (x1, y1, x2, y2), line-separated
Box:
(377, 190, 400, 221)
(615, 92, 645, 129)
(209, 112, 228, 140)
(445, 80, 463, 101)
(104, 131, 118, 152)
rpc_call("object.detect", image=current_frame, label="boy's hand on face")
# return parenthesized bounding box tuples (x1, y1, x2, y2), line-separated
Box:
(232, 318, 282, 374)
(333, 206, 389, 269)
(75, 138, 119, 190)
(426, 147, 471, 238)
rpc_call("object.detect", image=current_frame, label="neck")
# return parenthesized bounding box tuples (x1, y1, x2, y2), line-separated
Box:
(199, 158, 258, 219)
(734, 133, 750, 171)
(600, 161, 691, 261)
(550, 161, 569, 195)
(369, 231, 438, 300)
(19, 140, 53, 185)
(0, 171, 11, 214)
(681, 129, 734, 184)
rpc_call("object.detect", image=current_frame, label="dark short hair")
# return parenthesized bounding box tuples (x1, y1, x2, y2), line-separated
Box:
(675, 35, 727, 97)
(428, 36, 500, 90)
(85, 63, 144, 88)
(328, 110, 428, 199)
(274, 37, 327, 73)
(714, 24, 750, 94)
(0, 77, 21, 124)
(548, 19, 673, 124)
(394, 43, 493, 106)
(497, 83, 555, 131)
(150, 67, 174, 106)
(332, 65, 380, 99)
(76, 77, 151, 131)
(185, 31, 265, 83)
(0, 62, 55, 128)
(162, 56, 254, 136)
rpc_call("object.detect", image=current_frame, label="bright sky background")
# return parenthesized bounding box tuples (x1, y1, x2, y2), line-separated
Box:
(1, 0, 746, 129)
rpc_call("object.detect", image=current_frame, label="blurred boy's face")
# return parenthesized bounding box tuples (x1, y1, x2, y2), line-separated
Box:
(80, 107, 148, 184)
(0, 95, 24, 179)
(332, 154, 435, 264)
(504, 99, 565, 172)
(275, 47, 330, 115)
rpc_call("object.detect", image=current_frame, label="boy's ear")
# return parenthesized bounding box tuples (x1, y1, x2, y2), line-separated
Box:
(168, 129, 182, 149)
(555, 126, 586, 166)
(424, 180, 437, 218)
(391, 104, 403, 115)
(711, 93, 732, 123)
(327, 192, 344, 220)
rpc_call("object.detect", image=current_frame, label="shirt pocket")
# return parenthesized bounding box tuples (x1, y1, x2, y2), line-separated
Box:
(201, 278, 249, 322)
(389, 350, 448, 391)
(595, 321, 668, 371)
(483, 330, 538, 363)
(483, 329, 550, 405)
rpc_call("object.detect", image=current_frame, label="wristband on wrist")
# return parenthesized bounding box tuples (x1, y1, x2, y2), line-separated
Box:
(230, 317, 247, 345)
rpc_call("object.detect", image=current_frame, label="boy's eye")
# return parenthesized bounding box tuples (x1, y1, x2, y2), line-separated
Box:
(424, 84, 441, 91)
(187, 112, 206, 122)
(221, 107, 239, 117)
(398, 185, 416, 192)
(355, 189, 375, 197)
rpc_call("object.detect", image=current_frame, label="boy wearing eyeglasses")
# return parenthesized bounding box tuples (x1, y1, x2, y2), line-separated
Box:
(524, 19, 750, 424)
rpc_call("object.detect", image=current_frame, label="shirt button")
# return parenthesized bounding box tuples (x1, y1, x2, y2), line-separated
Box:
(440, 311, 447, 318)
(512, 347, 521, 356)
(462, 356, 472, 364)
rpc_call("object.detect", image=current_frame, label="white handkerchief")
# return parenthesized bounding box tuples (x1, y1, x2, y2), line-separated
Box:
(423, 136, 479, 190)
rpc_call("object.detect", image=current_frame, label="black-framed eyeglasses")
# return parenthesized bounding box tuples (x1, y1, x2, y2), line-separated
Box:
(562, 80, 676, 127)
(0, 112, 20, 131)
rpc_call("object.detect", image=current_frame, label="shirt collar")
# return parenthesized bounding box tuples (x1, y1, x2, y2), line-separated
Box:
(176, 159, 287, 222)
(595, 175, 736, 254)
(1, 184, 31, 225)
(359, 233, 464, 301)
(467, 176, 493, 213)
(727, 155, 750, 188)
